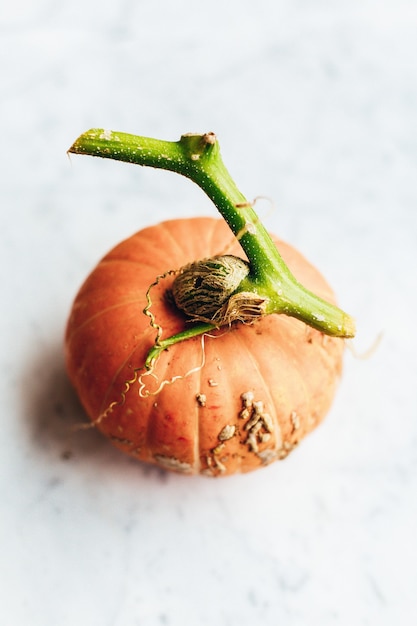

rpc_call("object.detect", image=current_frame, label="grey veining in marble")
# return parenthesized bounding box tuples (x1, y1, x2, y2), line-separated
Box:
(1, 1, 417, 624)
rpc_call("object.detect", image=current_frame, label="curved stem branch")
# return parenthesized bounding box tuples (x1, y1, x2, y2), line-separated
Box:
(144, 323, 216, 370)
(68, 129, 355, 339)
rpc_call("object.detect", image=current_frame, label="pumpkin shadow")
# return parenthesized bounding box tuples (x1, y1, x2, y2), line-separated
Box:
(22, 338, 168, 482)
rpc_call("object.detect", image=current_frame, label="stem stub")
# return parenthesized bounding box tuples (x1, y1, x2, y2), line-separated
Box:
(171, 255, 267, 325)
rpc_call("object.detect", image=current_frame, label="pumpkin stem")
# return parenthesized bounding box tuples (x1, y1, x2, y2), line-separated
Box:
(144, 323, 216, 371)
(68, 129, 355, 340)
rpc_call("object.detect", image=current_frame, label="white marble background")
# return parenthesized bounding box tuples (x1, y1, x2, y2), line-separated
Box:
(1, 1, 417, 624)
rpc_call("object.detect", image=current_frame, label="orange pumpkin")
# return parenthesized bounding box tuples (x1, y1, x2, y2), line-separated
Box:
(65, 216, 344, 476)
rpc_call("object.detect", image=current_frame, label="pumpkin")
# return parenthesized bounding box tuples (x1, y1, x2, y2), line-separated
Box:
(65, 216, 344, 476)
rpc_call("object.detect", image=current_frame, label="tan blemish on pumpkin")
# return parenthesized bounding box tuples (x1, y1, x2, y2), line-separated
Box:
(277, 441, 298, 460)
(239, 391, 254, 420)
(109, 435, 134, 447)
(247, 423, 262, 453)
(261, 411, 274, 433)
(291, 411, 301, 431)
(208, 379, 218, 387)
(218, 424, 236, 442)
(212, 442, 225, 455)
(257, 449, 279, 465)
(207, 452, 226, 473)
(213, 459, 226, 472)
(257, 436, 298, 465)
(201, 423, 238, 476)
(239, 391, 281, 458)
(260, 432, 271, 443)
(196, 393, 206, 407)
(204, 441, 229, 475)
(153, 454, 193, 473)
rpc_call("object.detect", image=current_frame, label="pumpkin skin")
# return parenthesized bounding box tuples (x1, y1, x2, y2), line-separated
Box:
(65, 217, 344, 476)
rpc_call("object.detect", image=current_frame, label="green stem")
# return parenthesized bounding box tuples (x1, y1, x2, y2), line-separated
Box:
(68, 129, 355, 339)
(144, 323, 216, 370)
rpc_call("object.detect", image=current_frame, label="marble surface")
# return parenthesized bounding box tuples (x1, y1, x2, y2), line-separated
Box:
(2, 1, 417, 624)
